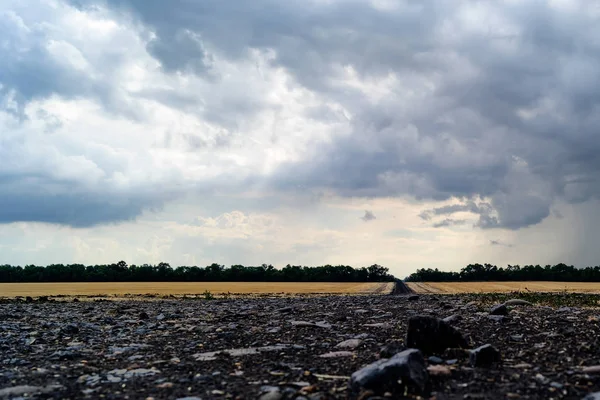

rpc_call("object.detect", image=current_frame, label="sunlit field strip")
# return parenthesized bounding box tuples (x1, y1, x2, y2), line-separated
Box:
(406, 281, 600, 294)
(0, 282, 395, 297)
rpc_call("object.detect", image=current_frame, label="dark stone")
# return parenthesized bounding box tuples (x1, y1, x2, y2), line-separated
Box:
(25, 296, 33, 303)
(139, 311, 149, 320)
(489, 304, 508, 316)
(408, 295, 420, 301)
(379, 342, 404, 358)
(406, 316, 469, 354)
(72, 298, 79, 302)
(469, 344, 501, 367)
(62, 324, 79, 334)
(428, 356, 443, 364)
(350, 348, 428, 394)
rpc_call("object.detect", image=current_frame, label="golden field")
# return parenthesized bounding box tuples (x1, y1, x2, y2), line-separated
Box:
(407, 281, 600, 294)
(0, 282, 395, 298)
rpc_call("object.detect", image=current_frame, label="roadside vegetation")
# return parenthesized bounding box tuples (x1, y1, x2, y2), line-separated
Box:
(405, 263, 600, 282)
(0, 262, 394, 283)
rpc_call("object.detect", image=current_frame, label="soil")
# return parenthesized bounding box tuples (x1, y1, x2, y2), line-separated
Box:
(2, 291, 600, 399)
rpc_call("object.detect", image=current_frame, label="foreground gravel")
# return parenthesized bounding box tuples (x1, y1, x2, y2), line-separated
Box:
(2, 294, 600, 399)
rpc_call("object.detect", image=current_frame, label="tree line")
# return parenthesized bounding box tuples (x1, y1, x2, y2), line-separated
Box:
(405, 263, 600, 282)
(0, 262, 395, 283)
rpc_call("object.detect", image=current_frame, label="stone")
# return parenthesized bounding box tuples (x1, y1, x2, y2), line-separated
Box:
(490, 304, 508, 316)
(427, 365, 452, 377)
(379, 342, 404, 358)
(408, 295, 420, 301)
(139, 311, 149, 320)
(428, 356, 443, 364)
(0, 384, 64, 397)
(442, 315, 461, 324)
(583, 392, 600, 400)
(406, 316, 469, 354)
(504, 299, 533, 306)
(582, 365, 600, 374)
(469, 344, 501, 367)
(350, 348, 428, 394)
(319, 351, 355, 358)
(336, 339, 362, 349)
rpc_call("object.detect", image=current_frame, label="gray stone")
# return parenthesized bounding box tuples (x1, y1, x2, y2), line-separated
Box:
(583, 392, 600, 400)
(504, 299, 533, 306)
(442, 315, 461, 324)
(336, 338, 362, 349)
(428, 356, 443, 364)
(350, 348, 428, 394)
(0, 384, 64, 398)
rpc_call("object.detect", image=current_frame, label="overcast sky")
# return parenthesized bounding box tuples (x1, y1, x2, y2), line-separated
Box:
(1, 0, 600, 276)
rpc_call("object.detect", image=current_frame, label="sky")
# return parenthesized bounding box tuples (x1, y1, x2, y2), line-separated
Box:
(1, 0, 600, 277)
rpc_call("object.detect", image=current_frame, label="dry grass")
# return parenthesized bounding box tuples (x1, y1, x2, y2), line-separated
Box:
(0, 282, 395, 298)
(407, 281, 600, 294)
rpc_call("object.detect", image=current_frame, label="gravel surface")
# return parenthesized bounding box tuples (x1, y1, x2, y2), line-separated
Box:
(2, 293, 600, 399)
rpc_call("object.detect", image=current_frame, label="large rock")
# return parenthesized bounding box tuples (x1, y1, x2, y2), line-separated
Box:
(582, 393, 600, 400)
(406, 316, 469, 354)
(350, 348, 428, 395)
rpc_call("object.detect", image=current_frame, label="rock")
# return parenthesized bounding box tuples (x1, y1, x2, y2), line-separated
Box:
(469, 344, 501, 367)
(583, 392, 600, 400)
(427, 365, 452, 377)
(379, 342, 404, 358)
(582, 365, 600, 374)
(406, 315, 469, 354)
(442, 315, 461, 324)
(408, 295, 420, 301)
(504, 299, 533, 306)
(0, 384, 64, 397)
(319, 351, 355, 358)
(428, 356, 443, 364)
(487, 315, 506, 322)
(336, 339, 362, 349)
(350, 348, 428, 394)
(139, 311, 149, 320)
(490, 304, 508, 316)
(259, 391, 283, 400)
(259, 386, 283, 400)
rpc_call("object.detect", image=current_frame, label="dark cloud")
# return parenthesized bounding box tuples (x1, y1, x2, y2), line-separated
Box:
(0, 192, 155, 227)
(361, 210, 376, 222)
(4, 0, 600, 230)
(432, 219, 467, 228)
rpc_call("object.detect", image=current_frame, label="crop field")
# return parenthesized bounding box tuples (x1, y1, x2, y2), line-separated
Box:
(407, 281, 600, 294)
(0, 281, 395, 298)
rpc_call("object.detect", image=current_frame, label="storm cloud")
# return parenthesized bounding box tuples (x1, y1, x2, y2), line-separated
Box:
(2, 0, 600, 232)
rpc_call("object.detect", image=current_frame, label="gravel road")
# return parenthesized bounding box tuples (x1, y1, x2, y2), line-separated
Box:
(2, 293, 600, 399)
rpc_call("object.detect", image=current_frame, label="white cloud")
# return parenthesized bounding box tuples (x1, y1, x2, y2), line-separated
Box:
(2, 0, 600, 270)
